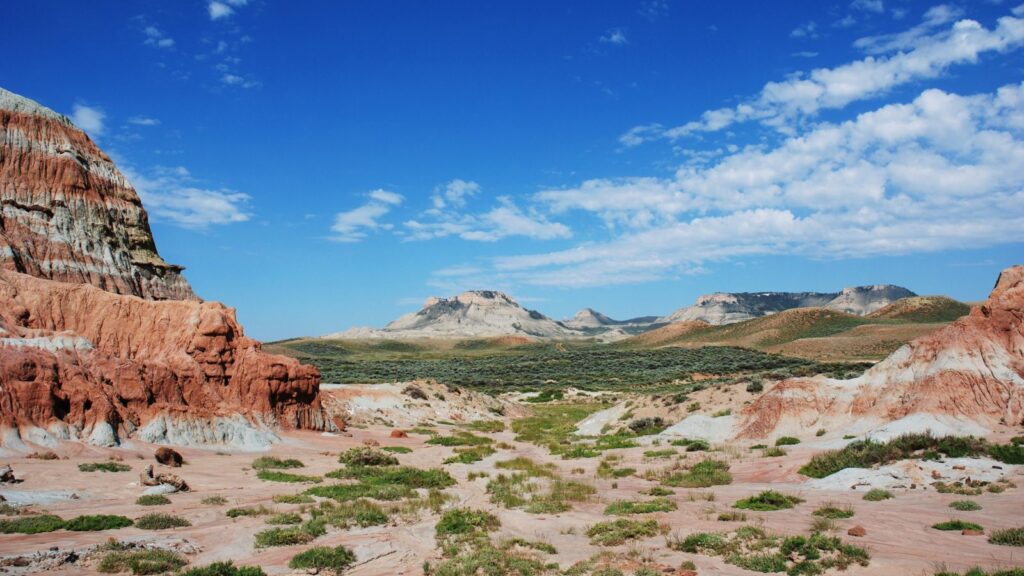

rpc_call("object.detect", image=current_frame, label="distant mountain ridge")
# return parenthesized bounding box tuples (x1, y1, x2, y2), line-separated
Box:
(657, 284, 916, 325)
(324, 283, 922, 341)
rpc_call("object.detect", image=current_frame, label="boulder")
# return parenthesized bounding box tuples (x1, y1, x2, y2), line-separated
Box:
(847, 525, 866, 537)
(0, 465, 15, 483)
(389, 430, 408, 438)
(154, 447, 183, 468)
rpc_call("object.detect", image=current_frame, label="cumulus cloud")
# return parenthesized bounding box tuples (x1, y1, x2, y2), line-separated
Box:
(70, 104, 105, 136)
(331, 189, 404, 242)
(621, 8, 1024, 146)
(403, 182, 570, 242)
(449, 82, 1024, 288)
(600, 29, 628, 45)
(143, 25, 174, 48)
(122, 165, 251, 228)
(790, 21, 818, 39)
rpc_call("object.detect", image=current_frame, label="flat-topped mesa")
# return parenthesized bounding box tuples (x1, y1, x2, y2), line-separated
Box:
(0, 87, 194, 301)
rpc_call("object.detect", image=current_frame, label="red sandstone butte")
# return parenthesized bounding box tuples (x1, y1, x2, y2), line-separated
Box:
(0, 87, 330, 450)
(738, 265, 1024, 439)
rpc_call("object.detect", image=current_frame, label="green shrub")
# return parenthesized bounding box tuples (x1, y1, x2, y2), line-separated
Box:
(645, 486, 673, 496)
(717, 511, 747, 522)
(251, 456, 304, 470)
(338, 447, 399, 467)
(799, 434, 988, 478)
(98, 549, 187, 575)
(65, 515, 133, 531)
(265, 513, 302, 525)
(180, 561, 267, 576)
(733, 490, 804, 511)
(762, 446, 787, 457)
(989, 443, 1024, 465)
(306, 482, 412, 502)
(0, 515, 65, 534)
(436, 508, 500, 536)
(775, 436, 800, 446)
(604, 498, 676, 515)
(201, 495, 228, 505)
(311, 499, 389, 528)
(135, 494, 171, 506)
(382, 446, 413, 454)
(933, 569, 1024, 576)
(989, 527, 1024, 547)
(426, 433, 493, 447)
(444, 446, 496, 465)
(273, 493, 315, 504)
(661, 459, 732, 488)
(328, 465, 455, 489)
(256, 470, 321, 483)
(862, 489, 893, 501)
(949, 500, 982, 511)
(932, 519, 983, 531)
(813, 503, 854, 519)
(254, 519, 326, 548)
(288, 545, 357, 574)
(79, 462, 131, 473)
(134, 513, 191, 530)
(226, 506, 271, 518)
(586, 519, 661, 546)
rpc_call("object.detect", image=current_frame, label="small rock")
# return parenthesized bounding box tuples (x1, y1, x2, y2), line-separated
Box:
(155, 447, 183, 468)
(363, 439, 380, 447)
(848, 525, 867, 537)
(962, 529, 984, 536)
(0, 465, 15, 483)
(389, 430, 408, 438)
(931, 470, 942, 480)
(952, 465, 966, 470)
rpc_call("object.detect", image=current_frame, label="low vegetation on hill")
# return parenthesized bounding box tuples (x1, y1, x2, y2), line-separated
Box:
(271, 339, 866, 391)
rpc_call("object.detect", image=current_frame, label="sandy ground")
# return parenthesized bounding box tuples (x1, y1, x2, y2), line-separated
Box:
(0, 413, 1022, 575)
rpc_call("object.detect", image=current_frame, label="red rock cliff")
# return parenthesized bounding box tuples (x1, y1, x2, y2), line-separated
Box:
(0, 87, 330, 449)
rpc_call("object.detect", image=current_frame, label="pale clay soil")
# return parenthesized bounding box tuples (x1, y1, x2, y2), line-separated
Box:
(1, 413, 1022, 575)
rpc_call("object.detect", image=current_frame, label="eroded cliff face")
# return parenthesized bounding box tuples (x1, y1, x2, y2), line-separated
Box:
(737, 265, 1024, 439)
(0, 87, 194, 301)
(0, 87, 331, 450)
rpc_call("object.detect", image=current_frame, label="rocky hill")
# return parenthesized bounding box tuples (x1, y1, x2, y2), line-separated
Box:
(0, 87, 332, 451)
(736, 265, 1024, 439)
(563, 308, 661, 332)
(658, 285, 916, 325)
(326, 290, 586, 340)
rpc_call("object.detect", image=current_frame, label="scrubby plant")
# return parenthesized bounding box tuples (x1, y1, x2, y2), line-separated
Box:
(717, 511, 747, 522)
(603, 498, 676, 515)
(0, 515, 65, 534)
(382, 446, 413, 454)
(661, 459, 732, 488)
(251, 456, 304, 470)
(761, 446, 787, 457)
(256, 470, 322, 483)
(950, 500, 982, 511)
(253, 519, 326, 548)
(586, 519, 662, 546)
(775, 436, 801, 446)
(97, 548, 187, 575)
(989, 527, 1024, 547)
(273, 493, 314, 504)
(79, 462, 131, 473)
(135, 494, 171, 506)
(644, 486, 673, 496)
(288, 545, 357, 574)
(733, 490, 804, 511)
(436, 508, 500, 537)
(427, 432, 493, 447)
(180, 561, 267, 576)
(134, 513, 191, 530)
(311, 499, 389, 528)
(226, 505, 272, 518)
(201, 495, 228, 505)
(862, 488, 893, 501)
(813, 502, 855, 519)
(64, 515, 133, 531)
(338, 446, 399, 467)
(265, 513, 302, 525)
(932, 519, 983, 531)
(799, 434, 989, 478)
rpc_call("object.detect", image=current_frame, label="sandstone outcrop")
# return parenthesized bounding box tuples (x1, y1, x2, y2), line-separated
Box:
(736, 266, 1024, 439)
(0, 87, 329, 450)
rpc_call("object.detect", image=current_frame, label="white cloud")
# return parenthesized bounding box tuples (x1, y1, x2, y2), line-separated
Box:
(600, 29, 628, 45)
(127, 116, 160, 126)
(403, 182, 570, 242)
(221, 74, 260, 89)
(143, 26, 174, 48)
(455, 82, 1024, 288)
(853, 4, 963, 54)
(209, 0, 248, 20)
(70, 104, 105, 136)
(790, 21, 818, 39)
(621, 8, 1024, 146)
(638, 0, 669, 21)
(851, 0, 885, 14)
(122, 165, 251, 228)
(331, 189, 404, 242)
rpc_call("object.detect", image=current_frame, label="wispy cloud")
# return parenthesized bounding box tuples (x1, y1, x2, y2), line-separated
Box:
(127, 116, 160, 126)
(638, 0, 669, 21)
(70, 104, 105, 136)
(432, 179, 480, 209)
(850, 0, 885, 14)
(790, 21, 819, 39)
(208, 0, 249, 20)
(143, 25, 174, 48)
(620, 7, 1024, 146)
(122, 165, 252, 228)
(330, 189, 404, 242)
(600, 29, 629, 45)
(455, 82, 1024, 288)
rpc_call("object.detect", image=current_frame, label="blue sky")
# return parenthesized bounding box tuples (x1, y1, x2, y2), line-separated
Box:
(3, 1, 1023, 340)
